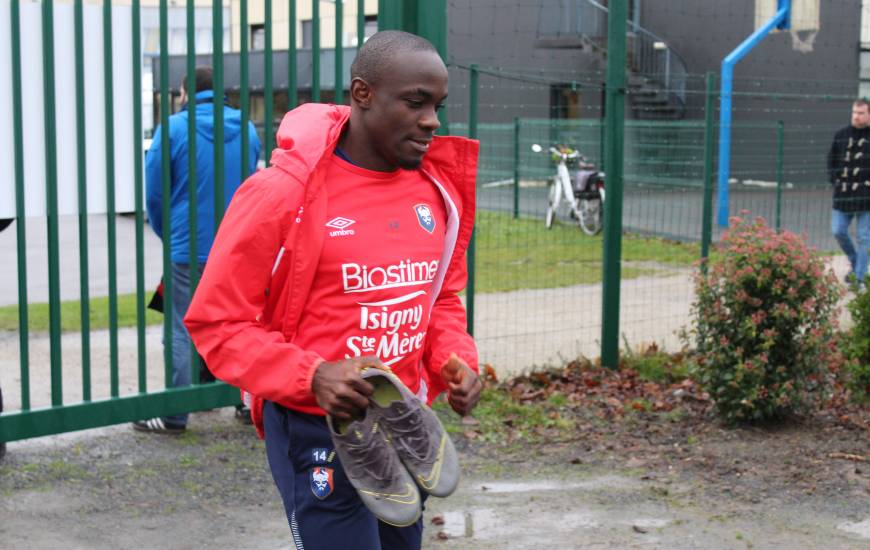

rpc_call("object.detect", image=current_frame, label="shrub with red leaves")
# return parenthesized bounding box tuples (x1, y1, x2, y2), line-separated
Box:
(685, 215, 845, 424)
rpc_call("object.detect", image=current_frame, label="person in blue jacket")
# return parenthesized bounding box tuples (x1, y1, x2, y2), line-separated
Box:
(139, 65, 261, 434)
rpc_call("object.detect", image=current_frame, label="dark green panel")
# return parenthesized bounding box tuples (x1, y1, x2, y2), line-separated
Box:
(213, 0, 225, 226)
(42, 0, 62, 406)
(159, 0, 173, 386)
(132, 0, 147, 393)
(466, 64, 478, 336)
(334, 0, 343, 104)
(601, 0, 627, 369)
(241, 0, 250, 176)
(103, 0, 120, 397)
(264, 0, 274, 162)
(0, 384, 241, 443)
(312, 0, 320, 102)
(288, 0, 297, 109)
(11, 0, 30, 411)
(74, 0, 92, 401)
(186, 0, 200, 382)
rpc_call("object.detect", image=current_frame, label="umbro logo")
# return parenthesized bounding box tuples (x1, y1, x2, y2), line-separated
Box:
(326, 217, 355, 230)
(326, 216, 356, 237)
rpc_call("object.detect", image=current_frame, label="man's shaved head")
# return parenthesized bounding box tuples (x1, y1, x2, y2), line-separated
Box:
(350, 30, 440, 86)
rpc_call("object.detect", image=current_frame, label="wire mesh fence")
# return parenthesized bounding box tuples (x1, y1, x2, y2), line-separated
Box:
(444, 0, 862, 375)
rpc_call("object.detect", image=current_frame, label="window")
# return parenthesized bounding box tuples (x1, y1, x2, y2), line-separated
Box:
(251, 24, 265, 51)
(362, 16, 377, 44)
(302, 19, 313, 49)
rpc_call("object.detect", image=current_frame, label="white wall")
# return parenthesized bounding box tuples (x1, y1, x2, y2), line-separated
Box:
(0, 1, 137, 218)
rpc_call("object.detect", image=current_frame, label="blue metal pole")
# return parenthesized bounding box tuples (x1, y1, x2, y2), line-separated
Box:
(717, 0, 790, 227)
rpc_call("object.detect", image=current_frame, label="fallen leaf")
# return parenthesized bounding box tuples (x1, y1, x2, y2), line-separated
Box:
(632, 525, 649, 534)
(431, 515, 445, 525)
(437, 531, 449, 540)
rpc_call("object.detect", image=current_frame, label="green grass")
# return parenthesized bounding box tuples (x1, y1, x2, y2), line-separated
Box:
(434, 386, 574, 446)
(0, 293, 163, 333)
(475, 210, 701, 293)
(2, 210, 703, 333)
(623, 350, 692, 384)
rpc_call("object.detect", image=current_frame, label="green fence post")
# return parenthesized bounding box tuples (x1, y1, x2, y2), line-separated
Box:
(213, 0, 225, 226)
(265, 0, 274, 163)
(288, 0, 297, 109)
(377, 0, 406, 31)
(42, 0, 63, 404)
(513, 116, 520, 219)
(312, 0, 320, 102)
(357, 0, 365, 49)
(186, 0, 200, 382)
(132, 0, 147, 393)
(701, 72, 716, 270)
(601, 0, 627, 369)
(11, 0, 30, 410)
(415, 0, 447, 132)
(241, 0, 250, 179)
(74, 0, 92, 400)
(104, 0, 120, 398)
(335, 0, 343, 105)
(776, 120, 784, 232)
(159, 0, 173, 386)
(466, 64, 479, 336)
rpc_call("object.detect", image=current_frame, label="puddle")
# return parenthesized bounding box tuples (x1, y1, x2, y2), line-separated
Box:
(838, 518, 870, 539)
(478, 475, 633, 494)
(439, 508, 599, 540)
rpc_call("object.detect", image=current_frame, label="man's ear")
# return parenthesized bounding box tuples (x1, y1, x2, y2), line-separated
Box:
(349, 77, 373, 109)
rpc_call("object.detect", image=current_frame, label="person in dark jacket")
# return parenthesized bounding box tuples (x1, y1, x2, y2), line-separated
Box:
(828, 99, 870, 286)
(138, 66, 261, 433)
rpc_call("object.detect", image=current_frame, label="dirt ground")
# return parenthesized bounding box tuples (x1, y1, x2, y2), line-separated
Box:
(1, 396, 869, 549)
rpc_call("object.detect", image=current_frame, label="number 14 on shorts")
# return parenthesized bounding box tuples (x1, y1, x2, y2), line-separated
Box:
(312, 448, 334, 464)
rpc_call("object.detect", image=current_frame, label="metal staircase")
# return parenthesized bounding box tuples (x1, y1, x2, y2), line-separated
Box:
(536, 0, 687, 120)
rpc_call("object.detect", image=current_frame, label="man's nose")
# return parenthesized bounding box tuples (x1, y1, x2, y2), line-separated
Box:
(420, 108, 440, 132)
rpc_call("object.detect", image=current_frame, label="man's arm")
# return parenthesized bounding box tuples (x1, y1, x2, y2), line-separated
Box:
(185, 169, 336, 411)
(422, 256, 481, 414)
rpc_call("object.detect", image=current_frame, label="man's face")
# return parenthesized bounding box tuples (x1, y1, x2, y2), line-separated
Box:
(363, 50, 448, 170)
(852, 104, 870, 128)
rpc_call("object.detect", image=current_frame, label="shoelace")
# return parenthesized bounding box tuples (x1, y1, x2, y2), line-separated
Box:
(383, 403, 434, 464)
(342, 422, 399, 488)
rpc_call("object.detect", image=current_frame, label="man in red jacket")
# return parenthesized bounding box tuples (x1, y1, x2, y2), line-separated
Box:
(185, 31, 481, 549)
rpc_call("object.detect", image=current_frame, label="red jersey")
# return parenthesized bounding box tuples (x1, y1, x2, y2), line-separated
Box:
(293, 156, 447, 395)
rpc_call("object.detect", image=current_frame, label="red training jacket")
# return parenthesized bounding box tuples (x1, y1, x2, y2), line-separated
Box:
(184, 103, 479, 437)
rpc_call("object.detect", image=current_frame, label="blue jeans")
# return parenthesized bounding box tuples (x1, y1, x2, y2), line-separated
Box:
(263, 402, 425, 550)
(832, 209, 870, 283)
(166, 262, 204, 426)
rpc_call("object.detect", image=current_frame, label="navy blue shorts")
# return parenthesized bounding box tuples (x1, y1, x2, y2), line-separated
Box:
(263, 401, 425, 550)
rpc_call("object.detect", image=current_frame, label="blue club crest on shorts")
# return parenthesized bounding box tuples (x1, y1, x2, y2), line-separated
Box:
(310, 466, 334, 499)
(414, 203, 436, 233)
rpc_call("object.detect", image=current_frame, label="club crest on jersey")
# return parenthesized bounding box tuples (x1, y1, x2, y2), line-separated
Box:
(414, 204, 435, 233)
(310, 467, 334, 499)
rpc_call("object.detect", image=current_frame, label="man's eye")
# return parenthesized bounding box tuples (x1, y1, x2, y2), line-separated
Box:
(435, 103, 445, 112)
(406, 99, 423, 108)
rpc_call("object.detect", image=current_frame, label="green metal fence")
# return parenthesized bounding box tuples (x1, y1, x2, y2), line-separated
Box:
(0, 0, 390, 443)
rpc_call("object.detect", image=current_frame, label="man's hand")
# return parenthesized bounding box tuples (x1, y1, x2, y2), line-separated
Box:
(311, 356, 381, 420)
(440, 353, 482, 416)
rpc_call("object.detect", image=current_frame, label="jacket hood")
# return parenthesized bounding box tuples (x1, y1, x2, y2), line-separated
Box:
(271, 103, 351, 176)
(185, 90, 243, 144)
